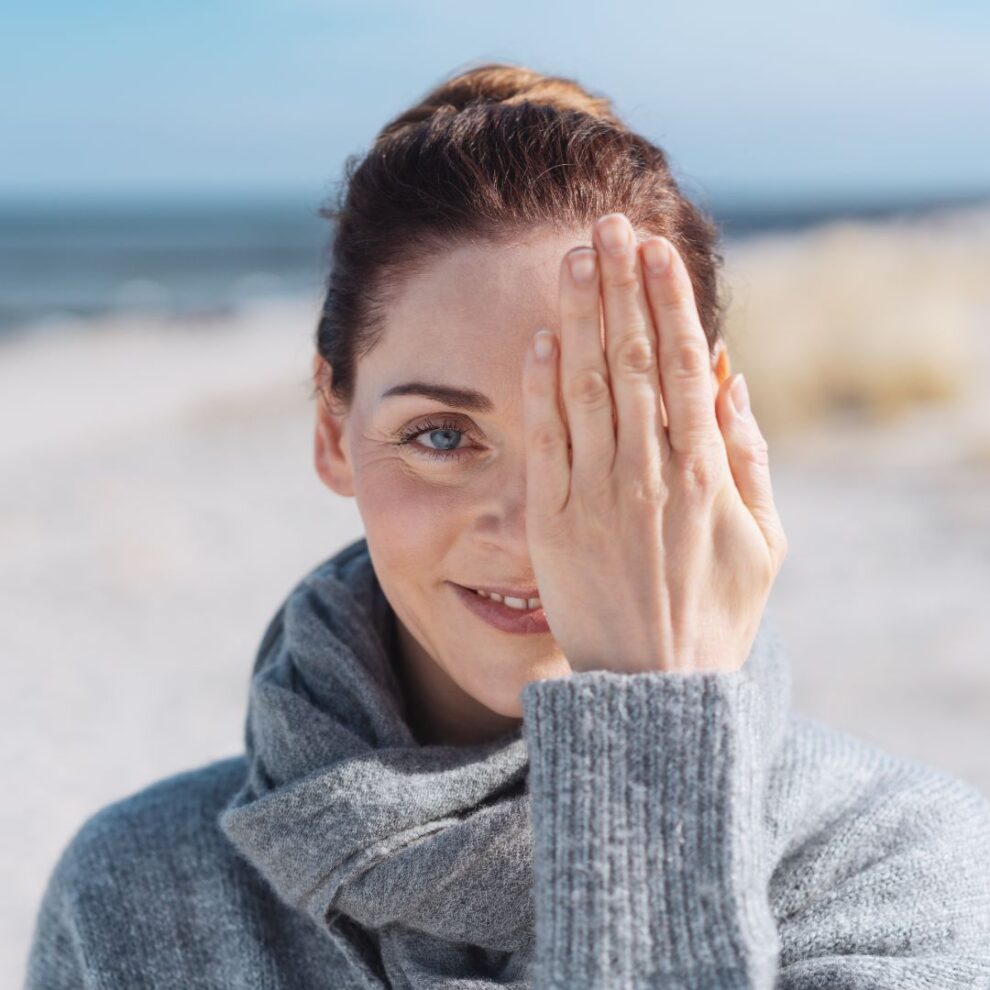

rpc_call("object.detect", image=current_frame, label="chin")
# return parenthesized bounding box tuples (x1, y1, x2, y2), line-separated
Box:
(487, 693, 524, 720)
(463, 675, 520, 719)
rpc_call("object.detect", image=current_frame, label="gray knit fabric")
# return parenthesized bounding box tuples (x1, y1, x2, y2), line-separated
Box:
(23, 535, 990, 988)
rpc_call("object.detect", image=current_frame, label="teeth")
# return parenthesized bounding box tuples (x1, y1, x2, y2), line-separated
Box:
(474, 588, 542, 610)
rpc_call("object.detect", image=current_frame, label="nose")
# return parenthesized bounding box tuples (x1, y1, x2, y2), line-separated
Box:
(470, 473, 532, 558)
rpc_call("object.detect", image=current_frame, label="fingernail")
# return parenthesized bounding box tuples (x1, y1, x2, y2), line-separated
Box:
(598, 215, 630, 255)
(533, 329, 555, 360)
(642, 237, 670, 275)
(730, 373, 750, 416)
(568, 249, 597, 283)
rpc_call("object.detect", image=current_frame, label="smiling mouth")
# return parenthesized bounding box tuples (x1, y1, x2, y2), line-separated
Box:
(449, 581, 550, 634)
(462, 585, 543, 610)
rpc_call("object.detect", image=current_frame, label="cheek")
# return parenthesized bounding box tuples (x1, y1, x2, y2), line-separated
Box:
(353, 455, 475, 573)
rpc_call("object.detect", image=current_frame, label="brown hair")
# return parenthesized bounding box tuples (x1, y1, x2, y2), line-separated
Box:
(314, 61, 725, 410)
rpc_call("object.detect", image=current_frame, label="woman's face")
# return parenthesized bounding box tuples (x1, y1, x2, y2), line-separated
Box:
(313, 227, 727, 745)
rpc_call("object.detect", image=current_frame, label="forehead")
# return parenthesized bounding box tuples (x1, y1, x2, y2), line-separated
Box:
(362, 228, 587, 400)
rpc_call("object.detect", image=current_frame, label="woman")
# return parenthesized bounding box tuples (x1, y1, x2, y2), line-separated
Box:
(24, 63, 990, 989)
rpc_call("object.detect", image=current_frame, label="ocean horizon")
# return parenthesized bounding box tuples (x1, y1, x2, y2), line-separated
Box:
(2, 188, 988, 338)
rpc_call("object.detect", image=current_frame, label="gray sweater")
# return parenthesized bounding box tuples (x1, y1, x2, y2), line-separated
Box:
(23, 537, 990, 988)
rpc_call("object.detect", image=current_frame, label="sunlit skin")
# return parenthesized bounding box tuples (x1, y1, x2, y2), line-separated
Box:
(313, 215, 786, 747)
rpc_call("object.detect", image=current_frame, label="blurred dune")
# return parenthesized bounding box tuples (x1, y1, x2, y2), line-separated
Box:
(722, 201, 990, 451)
(3, 202, 990, 987)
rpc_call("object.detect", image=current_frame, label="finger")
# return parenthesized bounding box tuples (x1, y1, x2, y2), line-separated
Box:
(641, 235, 722, 460)
(592, 214, 670, 473)
(716, 372, 789, 569)
(557, 246, 617, 490)
(522, 329, 572, 523)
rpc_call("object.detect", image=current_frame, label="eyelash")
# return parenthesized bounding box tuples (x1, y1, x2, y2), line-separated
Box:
(391, 417, 479, 462)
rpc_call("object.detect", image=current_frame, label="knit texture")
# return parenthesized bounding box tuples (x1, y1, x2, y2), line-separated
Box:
(23, 535, 990, 988)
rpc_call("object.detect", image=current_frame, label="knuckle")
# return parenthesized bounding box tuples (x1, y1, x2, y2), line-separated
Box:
(740, 435, 771, 469)
(614, 334, 656, 375)
(524, 380, 560, 411)
(615, 333, 656, 375)
(603, 268, 640, 291)
(678, 451, 721, 493)
(566, 367, 611, 409)
(527, 423, 565, 456)
(657, 293, 693, 327)
(658, 277, 694, 311)
(671, 340, 708, 379)
(628, 474, 664, 505)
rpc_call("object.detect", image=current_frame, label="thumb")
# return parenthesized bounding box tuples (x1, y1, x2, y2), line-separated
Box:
(717, 373, 789, 568)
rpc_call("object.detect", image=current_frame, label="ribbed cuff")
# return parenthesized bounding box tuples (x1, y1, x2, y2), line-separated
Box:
(521, 668, 780, 990)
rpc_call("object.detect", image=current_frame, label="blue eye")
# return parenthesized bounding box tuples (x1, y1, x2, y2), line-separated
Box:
(392, 417, 478, 462)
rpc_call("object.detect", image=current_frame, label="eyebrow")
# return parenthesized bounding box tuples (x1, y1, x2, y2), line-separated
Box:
(379, 381, 495, 414)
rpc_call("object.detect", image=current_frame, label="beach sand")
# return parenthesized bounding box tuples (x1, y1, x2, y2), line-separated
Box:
(3, 205, 989, 984)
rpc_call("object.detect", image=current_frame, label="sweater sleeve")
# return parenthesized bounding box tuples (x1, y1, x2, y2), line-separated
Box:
(521, 667, 781, 989)
(520, 668, 990, 990)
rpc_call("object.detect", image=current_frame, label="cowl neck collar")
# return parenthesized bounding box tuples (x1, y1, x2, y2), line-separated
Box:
(218, 536, 791, 989)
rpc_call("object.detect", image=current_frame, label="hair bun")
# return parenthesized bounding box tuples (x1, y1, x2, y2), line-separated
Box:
(377, 62, 625, 142)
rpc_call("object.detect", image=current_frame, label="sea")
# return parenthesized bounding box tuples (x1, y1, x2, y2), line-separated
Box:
(2, 189, 987, 339)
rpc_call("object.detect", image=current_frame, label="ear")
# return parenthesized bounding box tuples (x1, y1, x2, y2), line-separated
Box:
(312, 353, 356, 498)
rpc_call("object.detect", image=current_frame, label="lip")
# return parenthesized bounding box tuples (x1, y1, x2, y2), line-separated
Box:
(449, 582, 550, 635)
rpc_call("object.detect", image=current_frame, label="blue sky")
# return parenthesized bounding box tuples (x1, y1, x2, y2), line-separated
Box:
(4, 0, 989, 203)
